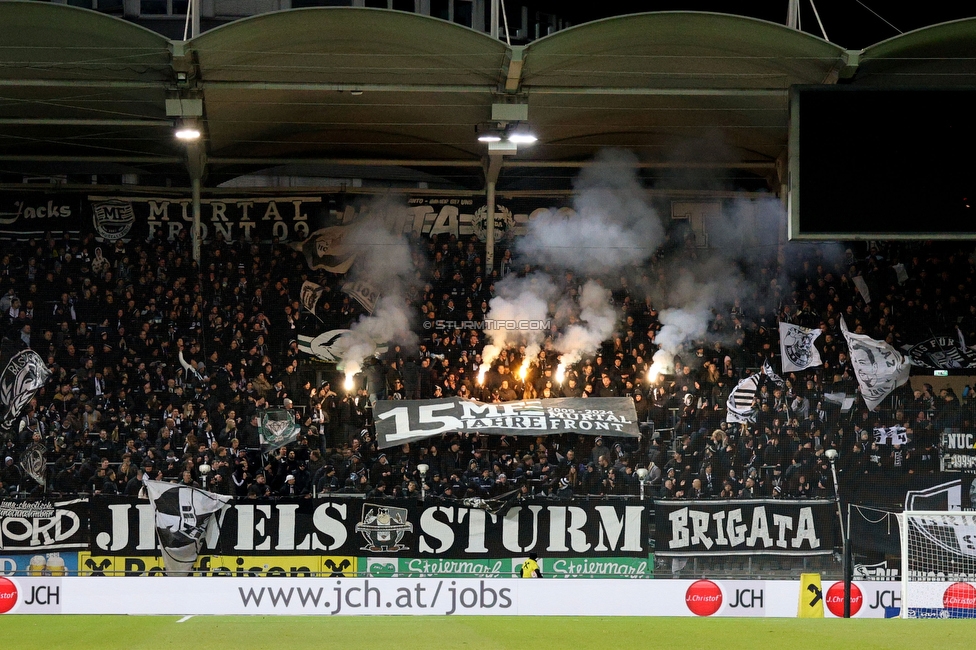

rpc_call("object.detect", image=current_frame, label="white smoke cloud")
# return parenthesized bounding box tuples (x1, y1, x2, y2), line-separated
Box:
(333, 198, 419, 374)
(480, 273, 557, 369)
(554, 280, 616, 364)
(517, 149, 665, 275)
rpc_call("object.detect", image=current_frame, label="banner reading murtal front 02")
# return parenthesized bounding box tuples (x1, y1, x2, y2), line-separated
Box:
(372, 397, 640, 448)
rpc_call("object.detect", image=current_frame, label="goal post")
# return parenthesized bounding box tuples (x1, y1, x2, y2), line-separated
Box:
(901, 511, 976, 619)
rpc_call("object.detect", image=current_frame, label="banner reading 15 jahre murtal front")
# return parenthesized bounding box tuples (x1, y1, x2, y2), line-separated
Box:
(373, 397, 640, 448)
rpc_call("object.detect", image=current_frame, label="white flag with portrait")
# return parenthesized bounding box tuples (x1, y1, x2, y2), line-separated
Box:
(840, 317, 911, 411)
(778, 321, 823, 372)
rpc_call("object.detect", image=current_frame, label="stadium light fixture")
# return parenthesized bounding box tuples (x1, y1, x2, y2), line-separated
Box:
(824, 447, 851, 618)
(175, 123, 201, 141)
(198, 463, 211, 490)
(507, 132, 537, 145)
(418, 463, 429, 500)
(636, 467, 649, 500)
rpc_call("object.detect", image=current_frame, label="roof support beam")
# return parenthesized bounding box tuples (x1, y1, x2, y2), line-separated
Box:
(503, 46, 525, 93)
(199, 82, 494, 93)
(0, 80, 166, 89)
(529, 87, 788, 97)
(0, 119, 173, 127)
(0, 155, 182, 163)
(209, 157, 484, 167)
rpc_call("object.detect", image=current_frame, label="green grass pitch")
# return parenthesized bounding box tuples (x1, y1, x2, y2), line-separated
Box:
(1, 616, 974, 650)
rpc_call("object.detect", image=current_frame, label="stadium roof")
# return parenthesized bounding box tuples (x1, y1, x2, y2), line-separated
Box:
(0, 3, 974, 190)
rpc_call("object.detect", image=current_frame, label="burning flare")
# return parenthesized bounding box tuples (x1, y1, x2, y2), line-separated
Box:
(555, 363, 566, 384)
(518, 358, 531, 382)
(343, 372, 355, 391)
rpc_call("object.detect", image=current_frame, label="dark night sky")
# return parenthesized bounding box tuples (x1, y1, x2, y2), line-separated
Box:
(539, 1, 975, 50)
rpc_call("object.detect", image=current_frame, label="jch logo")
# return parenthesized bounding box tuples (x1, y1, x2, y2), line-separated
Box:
(23, 585, 59, 606)
(730, 588, 764, 608)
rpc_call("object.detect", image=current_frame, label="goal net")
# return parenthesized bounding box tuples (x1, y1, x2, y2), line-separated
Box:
(901, 511, 976, 618)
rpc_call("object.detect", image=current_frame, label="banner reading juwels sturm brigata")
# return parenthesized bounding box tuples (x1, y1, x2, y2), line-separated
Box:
(89, 496, 648, 559)
(654, 499, 837, 557)
(373, 397, 640, 448)
(0, 350, 51, 438)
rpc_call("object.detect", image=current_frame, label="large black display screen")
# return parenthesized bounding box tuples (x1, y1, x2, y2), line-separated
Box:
(789, 87, 976, 239)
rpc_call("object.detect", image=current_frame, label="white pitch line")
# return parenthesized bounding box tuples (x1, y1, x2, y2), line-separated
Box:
(176, 615, 194, 623)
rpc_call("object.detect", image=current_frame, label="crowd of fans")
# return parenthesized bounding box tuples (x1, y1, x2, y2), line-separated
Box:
(0, 227, 972, 505)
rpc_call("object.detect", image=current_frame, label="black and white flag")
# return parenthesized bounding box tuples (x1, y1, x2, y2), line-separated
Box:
(19, 441, 46, 488)
(727, 374, 760, 424)
(852, 275, 871, 304)
(762, 359, 785, 386)
(295, 226, 356, 273)
(874, 426, 909, 446)
(259, 408, 302, 452)
(143, 479, 231, 576)
(840, 317, 911, 411)
(0, 350, 51, 438)
(342, 280, 380, 314)
(778, 321, 823, 372)
(300, 281, 324, 314)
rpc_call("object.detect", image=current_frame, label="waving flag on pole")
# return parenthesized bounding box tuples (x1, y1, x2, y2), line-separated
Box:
(143, 478, 231, 576)
(840, 317, 910, 411)
(300, 281, 324, 314)
(762, 359, 785, 386)
(779, 321, 823, 372)
(727, 374, 760, 423)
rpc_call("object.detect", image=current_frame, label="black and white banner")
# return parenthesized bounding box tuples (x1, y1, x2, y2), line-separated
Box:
(298, 330, 388, 364)
(654, 499, 837, 557)
(840, 317, 911, 410)
(0, 350, 52, 438)
(778, 322, 823, 372)
(143, 480, 232, 576)
(906, 335, 976, 370)
(373, 397, 640, 448)
(0, 497, 88, 551)
(873, 426, 909, 446)
(942, 430, 976, 471)
(90, 496, 647, 559)
(726, 375, 760, 424)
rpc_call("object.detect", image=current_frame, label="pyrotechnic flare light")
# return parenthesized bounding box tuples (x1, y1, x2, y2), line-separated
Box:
(555, 363, 566, 384)
(344, 372, 355, 391)
(477, 366, 487, 386)
(518, 359, 530, 381)
(647, 363, 664, 384)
